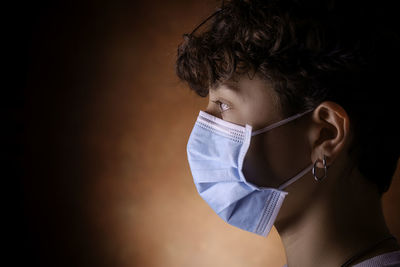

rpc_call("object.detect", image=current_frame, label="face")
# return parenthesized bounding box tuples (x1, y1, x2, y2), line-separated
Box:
(205, 74, 321, 228)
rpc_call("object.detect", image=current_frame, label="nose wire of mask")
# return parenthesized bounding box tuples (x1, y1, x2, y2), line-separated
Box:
(186, 109, 314, 237)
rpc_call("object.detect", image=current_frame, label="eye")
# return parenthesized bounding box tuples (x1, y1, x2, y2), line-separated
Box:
(214, 100, 231, 112)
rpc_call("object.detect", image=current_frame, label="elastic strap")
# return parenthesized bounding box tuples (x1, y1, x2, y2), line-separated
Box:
(251, 109, 313, 136)
(278, 164, 313, 190)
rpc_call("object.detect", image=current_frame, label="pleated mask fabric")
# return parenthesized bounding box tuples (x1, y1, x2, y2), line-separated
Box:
(187, 110, 313, 236)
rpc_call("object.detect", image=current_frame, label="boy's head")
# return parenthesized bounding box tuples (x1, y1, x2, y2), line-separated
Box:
(176, 0, 400, 194)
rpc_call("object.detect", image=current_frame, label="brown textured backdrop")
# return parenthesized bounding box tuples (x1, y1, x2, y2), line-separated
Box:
(12, 0, 399, 266)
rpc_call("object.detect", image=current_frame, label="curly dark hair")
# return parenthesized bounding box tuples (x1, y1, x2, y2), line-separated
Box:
(176, 0, 400, 194)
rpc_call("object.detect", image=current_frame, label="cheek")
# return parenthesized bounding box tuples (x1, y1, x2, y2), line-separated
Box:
(267, 124, 311, 176)
(243, 135, 281, 187)
(242, 122, 311, 188)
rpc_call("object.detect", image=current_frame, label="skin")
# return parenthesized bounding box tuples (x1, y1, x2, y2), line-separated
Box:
(205, 74, 399, 267)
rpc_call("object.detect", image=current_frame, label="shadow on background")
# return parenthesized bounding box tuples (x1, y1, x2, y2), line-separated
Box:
(6, 0, 399, 266)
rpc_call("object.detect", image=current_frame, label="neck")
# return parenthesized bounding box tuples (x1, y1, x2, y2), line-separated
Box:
(275, 171, 399, 267)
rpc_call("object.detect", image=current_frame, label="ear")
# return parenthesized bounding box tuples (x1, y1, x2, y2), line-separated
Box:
(309, 101, 351, 167)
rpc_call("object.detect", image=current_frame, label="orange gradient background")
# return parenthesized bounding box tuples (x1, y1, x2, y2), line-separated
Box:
(16, 0, 399, 266)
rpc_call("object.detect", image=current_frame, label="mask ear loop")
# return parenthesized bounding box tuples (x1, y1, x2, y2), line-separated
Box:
(278, 164, 314, 190)
(251, 109, 314, 136)
(252, 109, 314, 190)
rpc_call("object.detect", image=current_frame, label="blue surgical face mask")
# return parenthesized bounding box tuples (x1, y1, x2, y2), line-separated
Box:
(186, 110, 313, 237)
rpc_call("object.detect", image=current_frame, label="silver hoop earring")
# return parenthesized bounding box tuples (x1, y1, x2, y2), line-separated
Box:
(312, 155, 327, 181)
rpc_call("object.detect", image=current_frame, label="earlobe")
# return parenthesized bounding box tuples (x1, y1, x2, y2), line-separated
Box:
(310, 101, 350, 167)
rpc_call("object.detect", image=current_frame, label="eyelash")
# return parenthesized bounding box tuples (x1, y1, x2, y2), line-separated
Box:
(213, 100, 231, 112)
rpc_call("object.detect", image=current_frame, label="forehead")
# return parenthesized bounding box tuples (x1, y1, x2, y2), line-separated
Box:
(210, 74, 281, 108)
(210, 79, 240, 92)
(210, 74, 275, 96)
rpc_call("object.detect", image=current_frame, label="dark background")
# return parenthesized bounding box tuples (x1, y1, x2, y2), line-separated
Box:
(6, 1, 399, 266)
